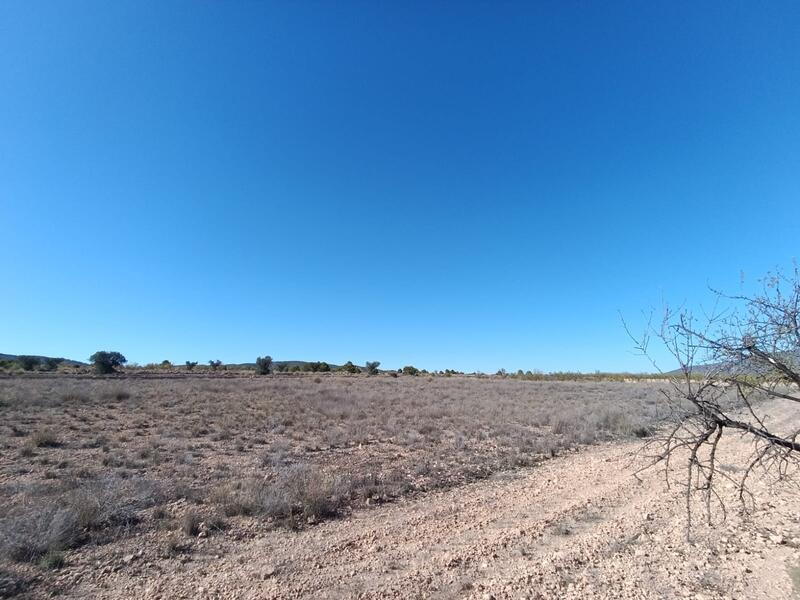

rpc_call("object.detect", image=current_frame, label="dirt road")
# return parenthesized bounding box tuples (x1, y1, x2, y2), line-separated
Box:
(61, 400, 800, 599)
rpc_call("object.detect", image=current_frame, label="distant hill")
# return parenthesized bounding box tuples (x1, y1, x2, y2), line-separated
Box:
(0, 353, 85, 366)
(666, 349, 800, 377)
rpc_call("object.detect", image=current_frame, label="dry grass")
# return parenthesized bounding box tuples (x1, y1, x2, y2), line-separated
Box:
(0, 374, 669, 572)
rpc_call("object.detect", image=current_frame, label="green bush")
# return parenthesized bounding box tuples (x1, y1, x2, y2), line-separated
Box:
(341, 361, 360, 374)
(402, 365, 419, 376)
(365, 361, 380, 376)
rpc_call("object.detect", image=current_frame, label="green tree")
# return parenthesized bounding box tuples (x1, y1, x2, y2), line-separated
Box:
(185, 361, 198, 371)
(255, 355, 273, 375)
(402, 365, 419, 376)
(89, 351, 127, 375)
(342, 361, 360, 374)
(43, 357, 64, 371)
(209, 359, 222, 371)
(365, 361, 380, 375)
(17, 356, 40, 371)
(307, 361, 330, 372)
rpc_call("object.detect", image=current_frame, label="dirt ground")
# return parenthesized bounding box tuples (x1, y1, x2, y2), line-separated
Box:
(8, 398, 795, 600)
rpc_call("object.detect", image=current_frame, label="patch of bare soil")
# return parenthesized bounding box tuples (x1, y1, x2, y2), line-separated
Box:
(21, 399, 799, 599)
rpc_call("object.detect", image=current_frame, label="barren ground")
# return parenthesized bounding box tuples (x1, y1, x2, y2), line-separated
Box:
(1, 377, 798, 599)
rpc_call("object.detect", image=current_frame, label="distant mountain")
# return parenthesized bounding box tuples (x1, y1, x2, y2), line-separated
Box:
(0, 353, 86, 366)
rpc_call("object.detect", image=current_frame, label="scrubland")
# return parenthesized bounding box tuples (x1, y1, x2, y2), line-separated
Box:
(1, 374, 668, 596)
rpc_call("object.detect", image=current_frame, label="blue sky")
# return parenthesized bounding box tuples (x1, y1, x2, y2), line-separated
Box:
(1, 2, 798, 372)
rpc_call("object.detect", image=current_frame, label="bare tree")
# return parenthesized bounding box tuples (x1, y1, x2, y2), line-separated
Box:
(626, 266, 800, 536)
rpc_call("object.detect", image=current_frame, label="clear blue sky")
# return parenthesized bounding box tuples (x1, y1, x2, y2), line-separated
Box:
(2, 2, 798, 372)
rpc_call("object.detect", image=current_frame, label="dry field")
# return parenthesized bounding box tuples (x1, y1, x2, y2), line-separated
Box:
(0, 374, 664, 597)
(0, 375, 797, 599)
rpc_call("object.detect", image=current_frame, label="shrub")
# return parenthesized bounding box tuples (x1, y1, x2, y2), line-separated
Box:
(31, 429, 61, 448)
(17, 356, 40, 371)
(257, 464, 344, 524)
(163, 535, 184, 556)
(185, 361, 198, 371)
(42, 358, 64, 372)
(402, 365, 419, 376)
(212, 465, 346, 527)
(101, 386, 130, 402)
(160, 360, 172, 369)
(307, 361, 330, 373)
(39, 549, 66, 570)
(89, 351, 126, 375)
(0, 506, 80, 562)
(341, 361, 360, 374)
(209, 360, 222, 371)
(210, 482, 260, 517)
(365, 361, 380, 376)
(255, 356, 273, 375)
(181, 511, 200, 536)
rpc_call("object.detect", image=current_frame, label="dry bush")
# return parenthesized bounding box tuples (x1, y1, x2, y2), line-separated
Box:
(211, 464, 347, 526)
(181, 511, 201, 536)
(30, 428, 61, 448)
(0, 505, 81, 562)
(0, 475, 165, 563)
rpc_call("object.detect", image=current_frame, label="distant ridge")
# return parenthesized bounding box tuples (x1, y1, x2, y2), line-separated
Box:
(0, 353, 86, 366)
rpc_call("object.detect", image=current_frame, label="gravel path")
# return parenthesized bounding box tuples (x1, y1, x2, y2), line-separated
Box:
(56, 400, 800, 599)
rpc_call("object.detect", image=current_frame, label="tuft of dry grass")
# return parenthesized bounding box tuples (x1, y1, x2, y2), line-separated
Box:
(181, 511, 201, 536)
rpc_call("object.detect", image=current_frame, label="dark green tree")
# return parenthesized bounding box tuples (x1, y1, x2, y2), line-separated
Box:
(255, 356, 273, 375)
(365, 361, 380, 375)
(17, 356, 41, 371)
(43, 357, 64, 371)
(89, 351, 127, 375)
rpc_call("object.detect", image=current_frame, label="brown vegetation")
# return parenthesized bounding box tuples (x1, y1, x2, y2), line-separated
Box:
(0, 374, 669, 595)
